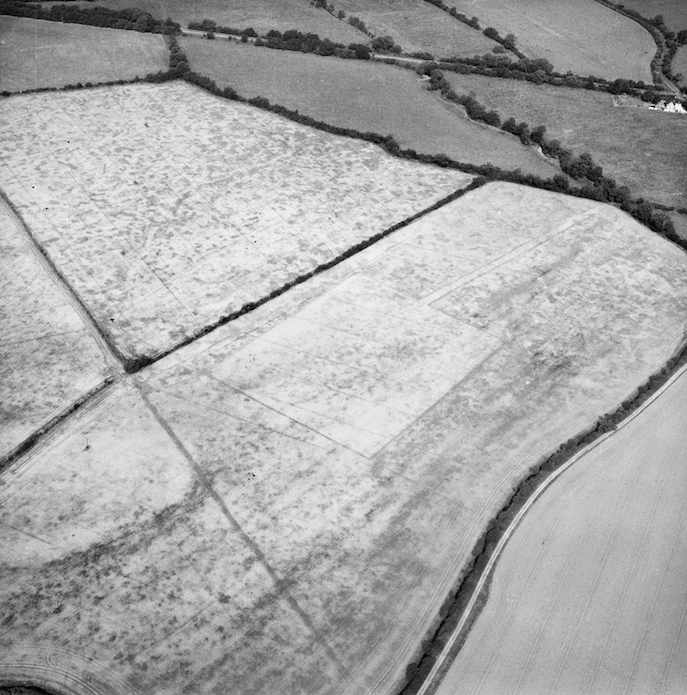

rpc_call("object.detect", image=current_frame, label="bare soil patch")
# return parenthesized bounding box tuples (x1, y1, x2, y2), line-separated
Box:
(180, 39, 561, 179)
(440, 366, 687, 695)
(0, 81, 472, 361)
(0, 196, 109, 460)
(450, 0, 654, 81)
(2, 184, 686, 695)
(0, 16, 168, 93)
(445, 71, 687, 207)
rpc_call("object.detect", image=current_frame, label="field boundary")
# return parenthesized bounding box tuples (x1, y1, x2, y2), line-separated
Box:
(397, 332, 687, 695)
(0, 377, 115, 475)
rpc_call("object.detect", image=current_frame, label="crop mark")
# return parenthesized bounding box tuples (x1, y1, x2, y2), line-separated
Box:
(136, 384, 347, 677)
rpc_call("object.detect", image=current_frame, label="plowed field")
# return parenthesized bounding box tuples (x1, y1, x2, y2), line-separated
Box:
(439, 366, 687, 695)
(2, 184, 687, 695)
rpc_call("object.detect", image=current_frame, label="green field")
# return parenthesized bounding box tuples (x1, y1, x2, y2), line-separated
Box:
(444, 71, 687, 207)
(450, 0, 654, 81)
(70, 0, 364, 42)
(180, 39, 561, 178)
(619, 0, 687, 31)
(329, 0, 500, 57)
(673, 44, 687, 86)
(0, 16, 168, 92)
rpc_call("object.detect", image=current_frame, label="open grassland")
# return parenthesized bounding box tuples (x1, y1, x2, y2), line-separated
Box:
(2, 184, 687, 695)
(619, 0, 687, 31)
(670, 212, 687, 242)
(445, 72, 687, 207)
(440, 366, 687, 695)
(450, 0, 654, 81)
(0, 81, 472, 362)
(70, 0, 364, 42)
(180, 39, 561, 179)
(0, 196, 109, 460)
(327, 0, 499, 57)
(0, 17, 168, 93)
(674, 45, 687, 86)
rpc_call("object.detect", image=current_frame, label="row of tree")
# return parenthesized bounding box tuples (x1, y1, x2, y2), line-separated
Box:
(421, 66, 678, 240)
(0, 0, 181, 33)
(401, 332, 687, 694)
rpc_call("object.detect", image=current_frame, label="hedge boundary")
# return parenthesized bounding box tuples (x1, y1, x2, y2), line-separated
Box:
(398, 336, 687, 695)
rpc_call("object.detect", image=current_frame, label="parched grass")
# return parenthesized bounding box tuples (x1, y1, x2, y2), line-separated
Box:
(0, 196, 109, 459)
(0, 16, 168, 93)
(0, 81, 474, 361)
(70, 0, 364, 42)
(2, 184, 687, 695)
(329, 0, 499, 57)
(180, 38, 561, 179)
(618, 0, 687, 31)
(444, 71, 687, 207)
(450, 0, 655, 82)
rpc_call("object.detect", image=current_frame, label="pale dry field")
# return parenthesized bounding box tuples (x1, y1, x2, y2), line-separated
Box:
(0, 16, 168, 93)
(674, 45, 687, 87)
(440, 366, 687, 695)
(2, 184, 687, 695)
(450, 0, 655, 81)
(0, 196, 110, 460)
(0, 81, 472, 361)
(329, 0, 499, 57)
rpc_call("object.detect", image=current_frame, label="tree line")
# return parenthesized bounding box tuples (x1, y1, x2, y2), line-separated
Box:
(0, 0, 181, 33)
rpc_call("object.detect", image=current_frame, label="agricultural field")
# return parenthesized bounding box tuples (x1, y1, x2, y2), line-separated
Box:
(0, 80, 473, 362)
(0, 196, 110, 461)
(440, 365, 687, 695)
(179, 39, 561, 178)
(2, 184, 687, 695)
(326, 0, 500, 57)
(68, 0, 364, 42)
(673, 45, 687, 86)
(619, 0, 687, 31)
(0, 16, 168, 93)
(450, 0, 655, 82)
(445, 71, 687, 207)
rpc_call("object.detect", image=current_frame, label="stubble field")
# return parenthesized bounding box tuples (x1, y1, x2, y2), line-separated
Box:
(2, 183, 687, 695)
(0, 80, 473, 361)
(450, 0, 654, 81)
(0, 196, 109, 460)
(440, 366, 687, 695)
(326, 0, 500, 57)
(179, 39, 561, 179)
(0, 16, 168, 93)
(445, 71, 687, 208)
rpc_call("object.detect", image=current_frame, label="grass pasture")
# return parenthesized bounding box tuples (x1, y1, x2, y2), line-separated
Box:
(180, 39, 561, 179)
(674, 45, 687, 86)
(2, 184, 687, 695)
(445, 71, 687, 207)
(69, 0, 364, 42)
(327, 0, 500, 57)
(441, 366, 687, 695)
(618, 0, 687, 31)
(450, 0, 654, 82)
(0, 81, 473, 361)
(0, 16, 168, 93)
(0, 196, 109, 460)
